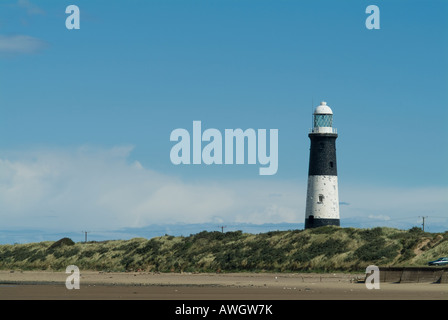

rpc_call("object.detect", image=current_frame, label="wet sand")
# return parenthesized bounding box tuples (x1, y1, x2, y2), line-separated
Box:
(0, 271, 447, 300)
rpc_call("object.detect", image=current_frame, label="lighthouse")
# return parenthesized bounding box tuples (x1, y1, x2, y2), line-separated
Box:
(305, 101, 340, 229)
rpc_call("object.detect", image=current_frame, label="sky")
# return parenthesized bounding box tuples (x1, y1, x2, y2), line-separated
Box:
(0, 0, 447, 243)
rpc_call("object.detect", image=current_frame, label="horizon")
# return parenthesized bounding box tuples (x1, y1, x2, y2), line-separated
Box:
(0, 220, 443, 245)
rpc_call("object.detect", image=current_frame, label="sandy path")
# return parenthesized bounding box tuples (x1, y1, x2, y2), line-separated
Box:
(0, 271, 447, 300)
(0, 270, 363, 286)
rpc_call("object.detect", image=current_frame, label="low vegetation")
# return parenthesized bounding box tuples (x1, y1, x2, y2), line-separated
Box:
(0, 227, 447, 273)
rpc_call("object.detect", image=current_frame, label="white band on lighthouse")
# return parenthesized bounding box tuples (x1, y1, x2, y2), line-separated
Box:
(305, 175, 340, 220)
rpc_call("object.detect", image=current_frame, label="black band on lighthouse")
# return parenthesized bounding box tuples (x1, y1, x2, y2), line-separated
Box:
(308, 133, 338, 176)
(305, 216, 340, 229)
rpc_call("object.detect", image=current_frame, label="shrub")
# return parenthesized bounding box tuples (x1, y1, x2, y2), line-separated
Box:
(310, 226, 339, 235)
(48, 237, 75, 251)
(358, 227, 383, 242)
(292, 239, 348, 263)
(135, 239, 161, 255)
(79, 249, 95, 259)
(354, 238, 399, 262)
(408, 227, 424, 235)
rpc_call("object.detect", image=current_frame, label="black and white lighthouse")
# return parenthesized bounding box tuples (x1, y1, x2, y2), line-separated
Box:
(305, 101, 340, 229)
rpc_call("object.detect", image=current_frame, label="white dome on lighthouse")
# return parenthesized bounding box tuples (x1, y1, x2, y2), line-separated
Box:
(314, 101, 333, 115)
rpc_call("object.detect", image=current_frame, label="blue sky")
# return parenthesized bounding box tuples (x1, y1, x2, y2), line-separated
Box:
(0, 0, 447, 243)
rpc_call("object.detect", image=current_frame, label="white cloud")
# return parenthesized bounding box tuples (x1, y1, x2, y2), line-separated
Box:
(0, 146, 303, 232)
(0, 34, 48, 54)
(368, 214, 391, 221)
(17, 0, 45, 16)
(0, 145, 446, 234)
(339, 183, 448, 230)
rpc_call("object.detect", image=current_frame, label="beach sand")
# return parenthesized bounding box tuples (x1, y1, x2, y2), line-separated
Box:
(0, 270, 447, 300)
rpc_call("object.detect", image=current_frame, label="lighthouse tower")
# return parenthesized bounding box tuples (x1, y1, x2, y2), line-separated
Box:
(305, 101, 340, 229)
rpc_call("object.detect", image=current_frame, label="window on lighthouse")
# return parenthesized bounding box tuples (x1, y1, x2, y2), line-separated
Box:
(314, 114, 333, 127)
(318, 194, 324, 203)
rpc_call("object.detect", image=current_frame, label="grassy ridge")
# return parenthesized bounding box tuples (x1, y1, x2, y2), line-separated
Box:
(0, 226, 447, 272)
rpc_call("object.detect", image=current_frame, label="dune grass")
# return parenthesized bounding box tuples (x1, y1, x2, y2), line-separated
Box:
(1, 227, 447, 273)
